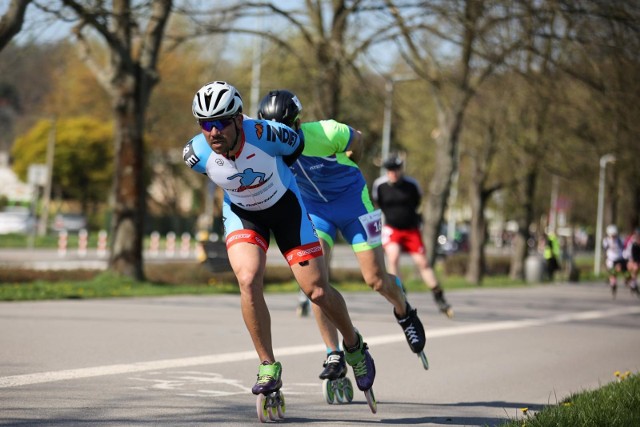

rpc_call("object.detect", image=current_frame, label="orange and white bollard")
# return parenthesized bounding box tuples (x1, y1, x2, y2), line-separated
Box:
(180, 232, 191, 258)
(165, 232, 176, 257)
(78, 229, 88, 257)
(149, 231, 160, 257)
(57, 230, 68, 257)
(97, 230, 108, 257)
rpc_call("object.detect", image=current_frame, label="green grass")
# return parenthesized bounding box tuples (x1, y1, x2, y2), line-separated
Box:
(0, 261, 531, 301)
(0, 272, 240, 300)
(500, 372, 640, 427)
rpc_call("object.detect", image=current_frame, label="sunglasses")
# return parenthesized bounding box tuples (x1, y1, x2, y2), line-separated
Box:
(198, 116, 236, 132)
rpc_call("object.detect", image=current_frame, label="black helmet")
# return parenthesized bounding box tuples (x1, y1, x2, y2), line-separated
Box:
(257, 90, 303, 128)
(383, 155, 404, 170)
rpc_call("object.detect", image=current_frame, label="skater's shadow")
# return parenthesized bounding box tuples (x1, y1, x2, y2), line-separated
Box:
(364, 400, 545, 425)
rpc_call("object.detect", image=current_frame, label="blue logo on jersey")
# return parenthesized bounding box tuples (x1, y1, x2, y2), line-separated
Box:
(228, 168, 272, 192)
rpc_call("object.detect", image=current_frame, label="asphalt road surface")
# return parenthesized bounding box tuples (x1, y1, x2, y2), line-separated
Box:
(1, 281, 639, 426)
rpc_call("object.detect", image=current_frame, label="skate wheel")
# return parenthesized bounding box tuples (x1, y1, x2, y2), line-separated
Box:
(418, 351, 429, 370)
(256, 394, 268, 423)
(364, 388, 377, 414)
(276, 391, 285, 418)
(322, 378, 335, 404)
(267, 405, 277, 421)
(343, 377, 354, 403)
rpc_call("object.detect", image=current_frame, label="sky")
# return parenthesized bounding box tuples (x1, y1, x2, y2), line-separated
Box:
(1, 1, 397, 74)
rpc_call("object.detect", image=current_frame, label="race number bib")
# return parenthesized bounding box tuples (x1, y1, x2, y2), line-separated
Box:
(358, 210, 382, 245)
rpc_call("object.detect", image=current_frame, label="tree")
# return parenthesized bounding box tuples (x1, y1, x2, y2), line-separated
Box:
(46, 0, 174, 280)
(188, 2, 394, 119)
(11, 117, 113, 215)
(460, 80, 508, 284)
(383, 0, 527, 267)
(0, 0, 31, 50)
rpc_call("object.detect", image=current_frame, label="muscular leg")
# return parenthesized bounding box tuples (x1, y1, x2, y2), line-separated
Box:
(383, 242, 403, 277)
(355, 245, 408, 316)
(291, 254, 359, 349)
(411, 252, 439, 290)
(227, 242, 274, 363)
(310, 240, 341, 351)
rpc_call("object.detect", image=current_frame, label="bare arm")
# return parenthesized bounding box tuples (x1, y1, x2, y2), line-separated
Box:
(346, 128, 363, 163)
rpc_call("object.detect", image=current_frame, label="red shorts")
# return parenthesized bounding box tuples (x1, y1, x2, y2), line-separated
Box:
(382, 225, 425, 255)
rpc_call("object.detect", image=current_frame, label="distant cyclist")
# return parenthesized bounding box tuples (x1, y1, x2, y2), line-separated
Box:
(258, 89, 428, 379)
(602, 224, 630, 298)
(372, 155, 453, 317)
(183, 81, 376, 397)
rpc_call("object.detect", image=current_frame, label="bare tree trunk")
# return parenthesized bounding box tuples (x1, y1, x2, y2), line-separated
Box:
(0, 0, 31, 50)
(62, 0, 172, 280)
(510, 170, 537, 280)
(424, 106, 466, 267)
(466, 167, 489, 284)
(510, 225, 527, 280)
(109, 89, 146, 279)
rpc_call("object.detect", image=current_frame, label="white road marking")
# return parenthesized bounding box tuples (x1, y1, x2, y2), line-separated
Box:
(1, 306, 638, 389)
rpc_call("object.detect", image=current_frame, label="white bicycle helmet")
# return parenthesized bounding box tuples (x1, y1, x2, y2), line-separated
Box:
(606, 224, 618, 236)
(192, 81, 243, 120)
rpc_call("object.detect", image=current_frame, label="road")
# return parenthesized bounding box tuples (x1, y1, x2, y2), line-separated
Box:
(1, 281, 639, 426)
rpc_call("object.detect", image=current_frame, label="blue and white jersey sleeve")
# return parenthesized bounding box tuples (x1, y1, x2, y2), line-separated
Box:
(183, 133, 212, 175)
(182, 119, 305, 211)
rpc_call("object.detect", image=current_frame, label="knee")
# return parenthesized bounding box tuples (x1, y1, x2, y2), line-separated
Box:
(363, 272, 385, 293)
(235, 270, 261, 294)
(306, 283, 329, 306)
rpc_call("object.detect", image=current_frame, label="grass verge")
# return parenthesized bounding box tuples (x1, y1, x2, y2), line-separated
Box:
(0, 261, 531, 301)
(500, 372, 640, 426)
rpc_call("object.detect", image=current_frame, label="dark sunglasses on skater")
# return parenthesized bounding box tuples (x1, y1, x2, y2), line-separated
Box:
(198, 116, 236, 132)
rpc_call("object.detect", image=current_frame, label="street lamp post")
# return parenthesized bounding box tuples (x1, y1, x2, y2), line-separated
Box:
(594, 153, 616, 276)
(379, 75, 417, 176)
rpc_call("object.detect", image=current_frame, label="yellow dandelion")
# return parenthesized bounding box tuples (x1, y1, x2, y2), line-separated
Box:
(563, 402, 573, 407)
(520, 407, 529, 415)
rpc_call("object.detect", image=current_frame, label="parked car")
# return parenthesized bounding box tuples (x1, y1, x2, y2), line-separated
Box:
(0, 208, 37, 235)
(51, 213, 87, 233)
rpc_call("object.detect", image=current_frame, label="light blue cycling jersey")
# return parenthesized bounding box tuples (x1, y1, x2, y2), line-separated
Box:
(183, 117, 322, 265)
(184, 117, 302, 211)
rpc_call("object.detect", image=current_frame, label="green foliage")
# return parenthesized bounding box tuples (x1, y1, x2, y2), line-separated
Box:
(11, 117, 113, 210)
